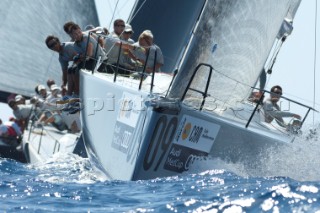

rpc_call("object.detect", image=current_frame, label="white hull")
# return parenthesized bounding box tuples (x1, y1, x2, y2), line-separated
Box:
(80, 70, 295, 180)
(22, 123, 83, 164)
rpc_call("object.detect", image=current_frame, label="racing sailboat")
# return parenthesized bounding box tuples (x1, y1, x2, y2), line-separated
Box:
(80, 0, 315, 180)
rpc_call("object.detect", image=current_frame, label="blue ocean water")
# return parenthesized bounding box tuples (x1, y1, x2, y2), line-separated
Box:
(1, 129, 320, 212)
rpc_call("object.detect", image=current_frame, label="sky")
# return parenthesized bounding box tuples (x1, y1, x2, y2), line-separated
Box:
(1, 0, 319, 126)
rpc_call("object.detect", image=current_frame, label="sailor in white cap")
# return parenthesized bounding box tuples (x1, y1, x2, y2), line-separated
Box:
(15, 95, 26, 105)
(46, 84, 62, 103)
(37, 84, 48, 100)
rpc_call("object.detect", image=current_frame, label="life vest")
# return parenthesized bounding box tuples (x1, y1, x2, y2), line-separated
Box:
(6, 125, 17, 137)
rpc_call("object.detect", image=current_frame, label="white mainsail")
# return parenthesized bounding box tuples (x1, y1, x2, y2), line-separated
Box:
(169, 0, 302, 109)
(0, 0, 99, 100)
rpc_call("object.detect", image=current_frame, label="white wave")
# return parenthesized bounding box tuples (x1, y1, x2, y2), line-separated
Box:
(28, 153, 109, 184)
(186, 123, 320, 181)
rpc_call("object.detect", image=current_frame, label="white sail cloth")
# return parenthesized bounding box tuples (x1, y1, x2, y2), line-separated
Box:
(0, 0, 99, 99)
(169, 0, 302, 109)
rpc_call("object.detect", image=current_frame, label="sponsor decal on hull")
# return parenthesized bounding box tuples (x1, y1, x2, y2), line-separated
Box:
(164, 144, 207, 173)
(112, 123, 133, 154)
(175, 115, 220, 153)
(112, 92, 144, 154)
(117, 92, 144, 127)
(163, 114, 220, 173)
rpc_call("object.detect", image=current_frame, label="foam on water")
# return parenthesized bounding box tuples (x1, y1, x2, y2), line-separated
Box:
(28, 153, 108, 184)
(189, 123, 320, 181)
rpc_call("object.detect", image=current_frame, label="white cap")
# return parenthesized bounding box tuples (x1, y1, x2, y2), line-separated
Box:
(15, 95, 23, 102)
(38, 84, 46, 91)
(85, 24, 95, 31)
(50, 84, 61, 91)
(124, 24, 134, 33)
(96, 26, 103, 31)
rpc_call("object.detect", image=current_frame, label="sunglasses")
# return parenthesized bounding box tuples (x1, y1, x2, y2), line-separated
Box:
(272, 91, 282, 96)
(48, 40, 57, 49)
(124, 31, 132, 34)
(116, 24, 125, 27)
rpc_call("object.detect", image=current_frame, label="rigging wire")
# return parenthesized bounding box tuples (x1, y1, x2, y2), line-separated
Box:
(108, 0, 120, 29)
(127, 0, 147, 24)
(313, 0, 318, 125)
(267, 39, 281, 70)
(259, 33, 286, 92)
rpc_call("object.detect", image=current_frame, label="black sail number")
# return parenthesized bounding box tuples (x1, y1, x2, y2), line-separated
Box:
(154, 117, 177, 171)
(143, 116, 178, 171)
(143, 116, 167, 171)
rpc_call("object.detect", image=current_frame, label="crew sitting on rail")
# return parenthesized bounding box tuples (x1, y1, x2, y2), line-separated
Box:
(103, 19, 134, 75)
(125, 30, 164, 74)
(263, 85, 301, 127)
